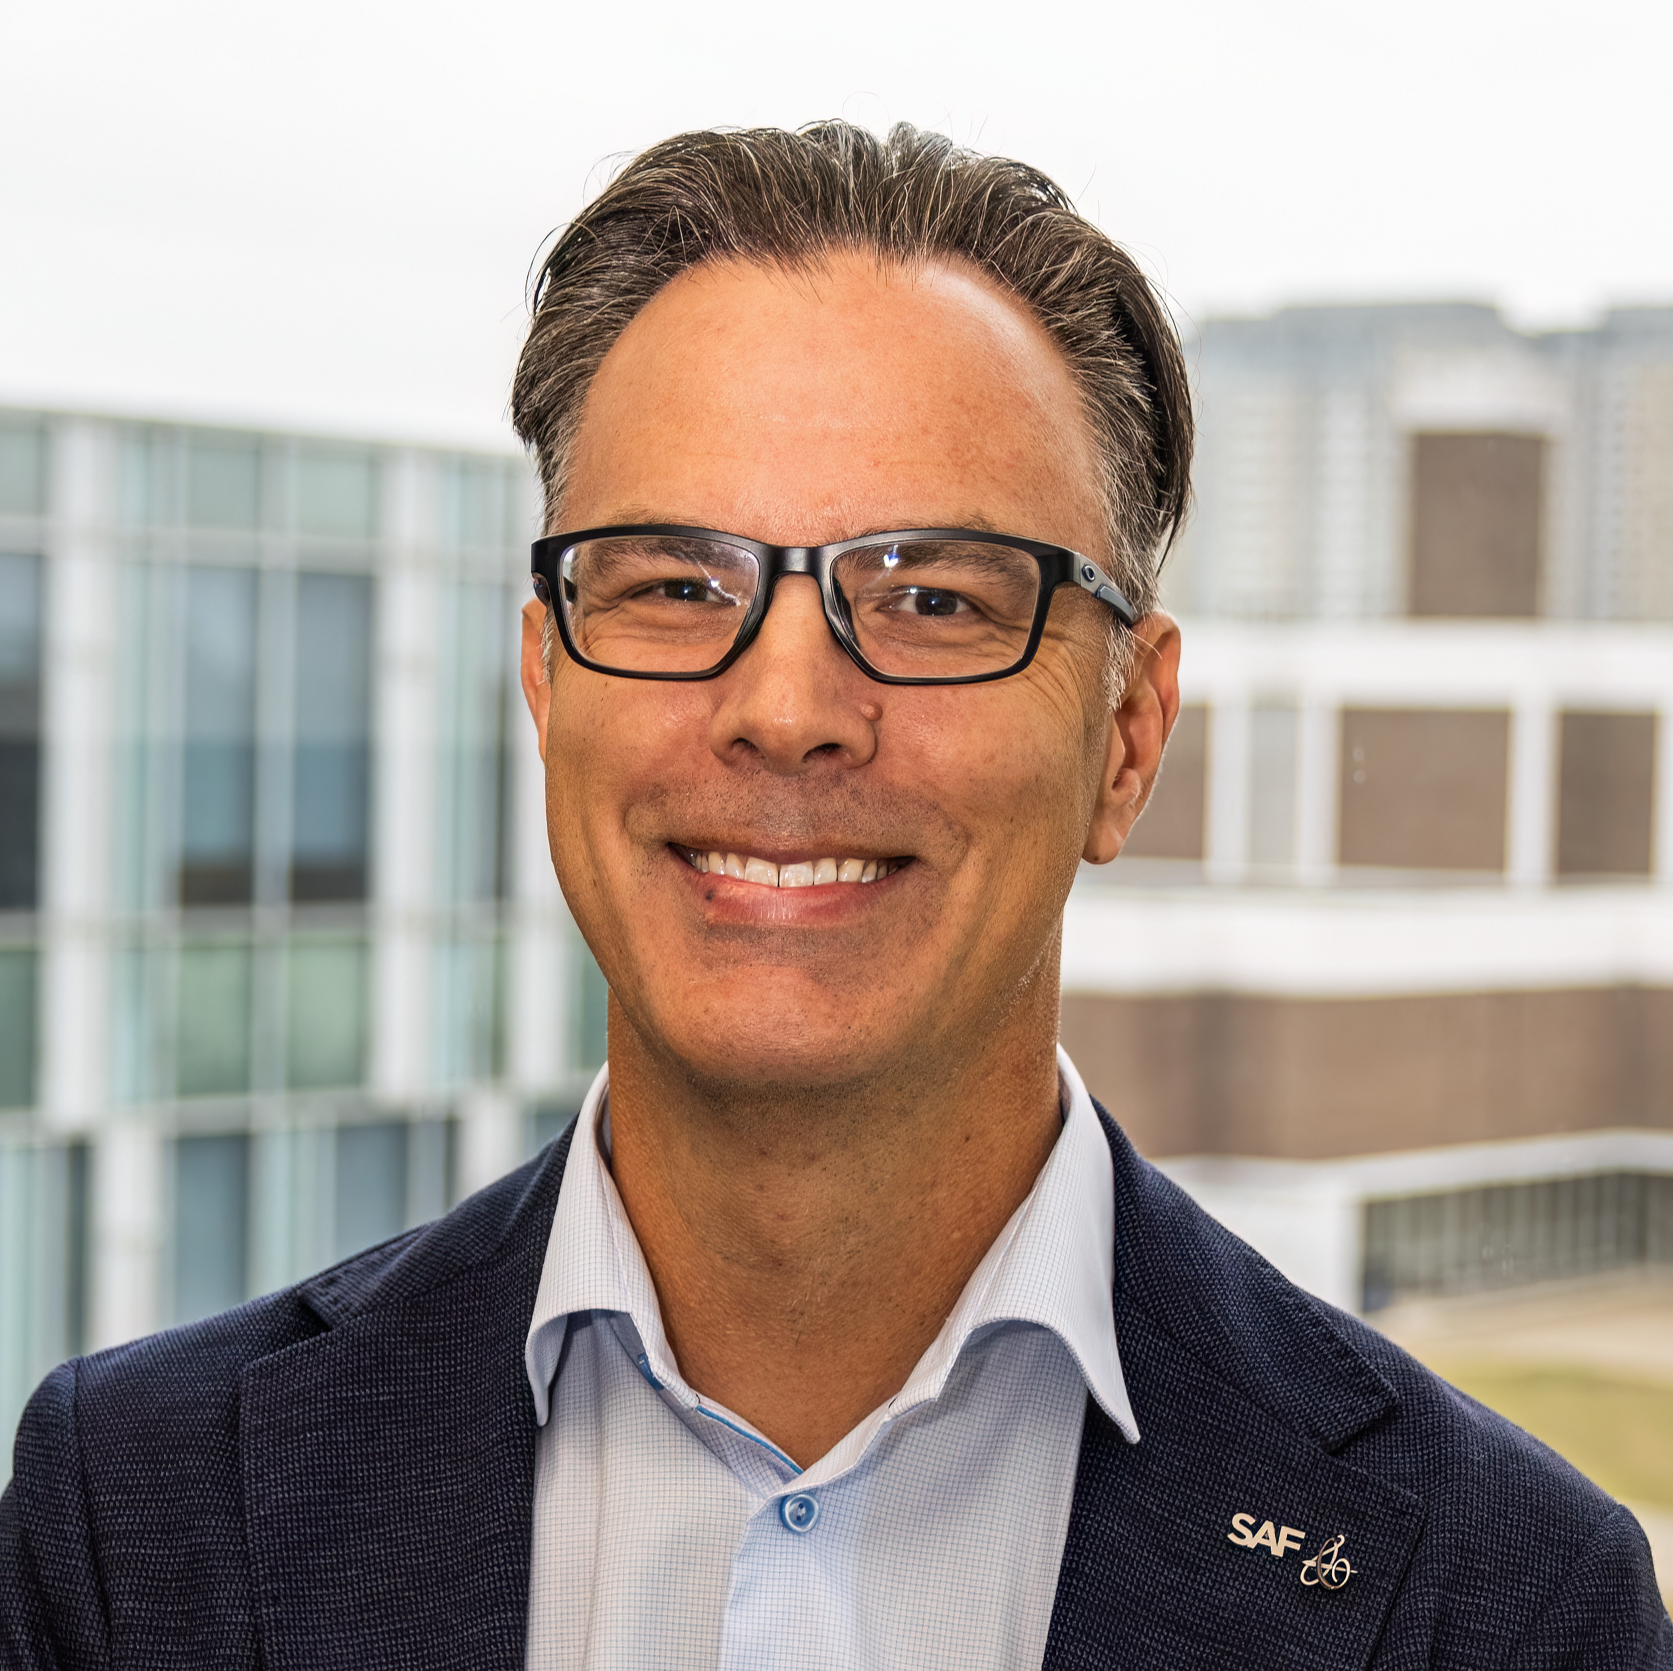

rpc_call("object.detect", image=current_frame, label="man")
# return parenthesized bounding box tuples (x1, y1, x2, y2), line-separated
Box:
(2, 122, 1667, 1670)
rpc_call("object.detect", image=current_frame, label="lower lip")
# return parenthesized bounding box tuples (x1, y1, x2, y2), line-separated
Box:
(668, 847, 911, 923)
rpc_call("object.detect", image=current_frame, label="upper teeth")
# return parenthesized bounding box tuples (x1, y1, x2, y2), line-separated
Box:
(684, 850, 900, 887)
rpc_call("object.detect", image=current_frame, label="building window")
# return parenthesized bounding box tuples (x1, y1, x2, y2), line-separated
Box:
(186, 435, 262, 531)
(1363, 1172, 1673, 1310)
(292, 573, 372, 902)
(527, 1105, 575, 1155)
(0, 1139, 90, 1452)
(1556, 711, 1658, 878)
(0, 422, 46, 517)
(575, 941, 609, 1073)
(334, 1121, 407, 1259)
(173, 1132, 250, 1324)
(180, 566, 258, 906)
(175, 942, 253, 1098)
(1120, 703, 1208, 862)
(285, 936, 367, 1089)
(436, 581, 514, 906)
(1408, 431, 1544, 618)
(1247, 700, 1300, 869)
(407, 1119, 454, 1227)
(1339, 708, 1511, 872)
(434, 932, 504, 1086)
(0, 552, 42, 912)
(438, 457, 517, 553)
(331, 1118, 451, 1260)
(296, 448, 378, 541)
(0, 947, 37, 1109)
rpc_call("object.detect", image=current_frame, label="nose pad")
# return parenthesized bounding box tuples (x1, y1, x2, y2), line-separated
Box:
(818, 572, 857, 643)
(750, 571, 829, 650)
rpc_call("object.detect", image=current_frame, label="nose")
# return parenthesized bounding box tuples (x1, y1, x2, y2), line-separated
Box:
(707, 576, 879, 774)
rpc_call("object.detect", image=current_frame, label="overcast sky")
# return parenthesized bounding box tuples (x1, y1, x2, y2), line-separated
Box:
(2, 0, 1669, 449)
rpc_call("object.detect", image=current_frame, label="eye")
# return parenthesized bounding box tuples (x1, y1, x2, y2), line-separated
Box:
(653, 577, 718, 603)
(906, 587, 965, 616)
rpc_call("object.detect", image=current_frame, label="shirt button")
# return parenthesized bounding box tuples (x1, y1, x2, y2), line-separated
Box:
(779, 1492, 820, 1534)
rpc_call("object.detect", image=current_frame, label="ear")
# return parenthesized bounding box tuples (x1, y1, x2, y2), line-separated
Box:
(1083, 614, 1183, 865)
(519, 598, 553, 766)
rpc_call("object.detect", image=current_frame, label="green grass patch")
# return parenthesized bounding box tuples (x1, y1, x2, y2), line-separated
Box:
(1431, 1360, 1673, 1509)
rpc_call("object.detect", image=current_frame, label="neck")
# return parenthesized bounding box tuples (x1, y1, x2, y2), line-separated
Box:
(602, 986, 1064, 1468)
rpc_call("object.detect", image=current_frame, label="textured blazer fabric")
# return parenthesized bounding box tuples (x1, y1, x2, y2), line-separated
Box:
(3, 1108, 1670, 1670)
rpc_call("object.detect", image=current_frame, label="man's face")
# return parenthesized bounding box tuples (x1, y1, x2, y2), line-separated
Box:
(524, 252, 1165, 1097)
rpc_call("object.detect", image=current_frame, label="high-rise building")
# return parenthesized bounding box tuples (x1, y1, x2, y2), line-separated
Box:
(0, 409, 602, 1459)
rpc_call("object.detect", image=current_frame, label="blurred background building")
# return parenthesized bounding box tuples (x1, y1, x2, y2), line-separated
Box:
(2, 298, 1672, 1467)
(0, 410, 602, 1454)
(1065, 301, 1673, 1314)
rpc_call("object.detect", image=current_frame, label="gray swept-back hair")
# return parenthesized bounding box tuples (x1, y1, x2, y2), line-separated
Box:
(513, 121, 1192, 643)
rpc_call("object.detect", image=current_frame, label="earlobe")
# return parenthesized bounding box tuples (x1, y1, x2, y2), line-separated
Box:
(1082, 760, 1145, 865)
(1081, 613, 1182, 866)
(519, 599, 553, 766)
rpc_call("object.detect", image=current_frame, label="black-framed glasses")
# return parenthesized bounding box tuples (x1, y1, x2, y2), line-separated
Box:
(530, 526, 1140, 686)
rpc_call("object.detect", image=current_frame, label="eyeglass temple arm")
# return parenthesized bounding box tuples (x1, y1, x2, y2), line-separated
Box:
(1069, 558, 1140, 629)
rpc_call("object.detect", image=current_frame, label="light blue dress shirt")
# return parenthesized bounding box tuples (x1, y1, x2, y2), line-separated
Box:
(522, 1047, 1137, 1671)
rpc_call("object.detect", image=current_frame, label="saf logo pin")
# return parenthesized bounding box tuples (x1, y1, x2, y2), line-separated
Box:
(1227, 1513, 1306, 1559)
(1300, 1533, 1355, 1590)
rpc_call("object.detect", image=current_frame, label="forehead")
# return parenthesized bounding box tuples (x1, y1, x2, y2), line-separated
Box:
(561, 251, 1104, 550)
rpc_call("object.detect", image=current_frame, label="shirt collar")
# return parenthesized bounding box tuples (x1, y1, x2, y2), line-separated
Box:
(523, 1047, 1136, 1450)
(523, 1063, 663, 1425)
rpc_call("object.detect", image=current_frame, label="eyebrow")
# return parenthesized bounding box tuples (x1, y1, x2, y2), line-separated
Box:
(570, 511, 1013, 542)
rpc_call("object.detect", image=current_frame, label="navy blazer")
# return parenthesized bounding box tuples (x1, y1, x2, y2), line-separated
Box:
(4, 1108, 1669, 1669)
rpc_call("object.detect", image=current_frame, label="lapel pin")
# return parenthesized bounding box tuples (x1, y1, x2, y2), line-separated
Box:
(1300, 1534, 1355, 1590)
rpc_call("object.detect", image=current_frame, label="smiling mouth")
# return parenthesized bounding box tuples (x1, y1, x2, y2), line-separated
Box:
(676, 847, 910, 888)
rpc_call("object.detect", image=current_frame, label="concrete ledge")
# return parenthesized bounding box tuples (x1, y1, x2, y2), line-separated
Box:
(1158, 1129, 1673, 1313)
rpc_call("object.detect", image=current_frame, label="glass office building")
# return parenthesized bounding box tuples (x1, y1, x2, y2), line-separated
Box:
(0, 409, 602, 1457)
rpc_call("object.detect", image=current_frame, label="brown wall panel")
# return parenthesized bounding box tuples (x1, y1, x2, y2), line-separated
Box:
(1121, 703, 1207, 861)
(1556, 711, 1658, 877)
(1061, 986, 1673, 1160)
(1408, 431, 1544, 618)
(1339, 708, 1510, 871)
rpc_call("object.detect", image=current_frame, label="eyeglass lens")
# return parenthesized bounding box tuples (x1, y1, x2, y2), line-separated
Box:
(559, 534, 1045, 678)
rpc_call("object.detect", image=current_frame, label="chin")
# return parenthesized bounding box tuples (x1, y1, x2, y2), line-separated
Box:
(644, 1009, 901, 1101)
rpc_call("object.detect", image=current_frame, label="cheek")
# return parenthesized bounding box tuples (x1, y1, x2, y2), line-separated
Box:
(545, 679, 683, 841)
(894, 691, 1089, 858)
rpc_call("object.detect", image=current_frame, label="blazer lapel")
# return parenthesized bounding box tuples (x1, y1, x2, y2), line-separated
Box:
(233, 1099, 1421, 1669)
(1044, 1113, 1426, 1670)
(239, 1129, 574, 1671)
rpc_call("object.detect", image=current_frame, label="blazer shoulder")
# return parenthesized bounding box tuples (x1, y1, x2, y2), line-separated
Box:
(37, 1130, 572, 1504)
(3, 1361, 113, 1671)
(1100, 1108, 1400, 1452)
(1340, 1310, 1639, 1569)
(2, 1133, 572, 1668)
(1099, 1103, 1631, 1512)
(297, 1132, 570, 1329)
(1346, 1334, 1672, 1666)
(1094, 1108, 1664, 1655)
